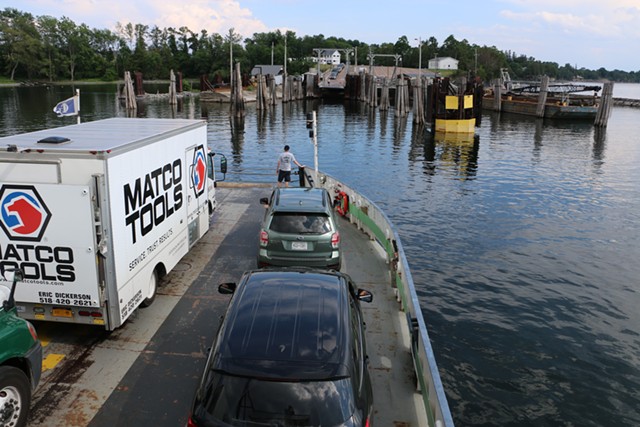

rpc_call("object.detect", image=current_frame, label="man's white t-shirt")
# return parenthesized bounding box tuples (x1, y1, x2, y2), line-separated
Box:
(278, 152, 296, 171)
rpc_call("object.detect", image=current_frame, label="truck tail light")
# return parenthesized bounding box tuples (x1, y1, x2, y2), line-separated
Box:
(78, 311, 103, 318)
(259, 230, 269, 247)
(331, 231, 340, 248)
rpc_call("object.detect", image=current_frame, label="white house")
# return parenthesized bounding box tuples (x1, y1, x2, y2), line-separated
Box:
(311, 49, 341, 65)
(428, 56, 458, 70)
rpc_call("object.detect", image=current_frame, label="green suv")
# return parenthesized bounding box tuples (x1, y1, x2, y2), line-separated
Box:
(1, 269, 42, 427)
(258, 187, 341, 270)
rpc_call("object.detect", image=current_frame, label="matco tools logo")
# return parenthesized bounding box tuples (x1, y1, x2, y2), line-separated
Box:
(0, 185, 52, 242)
(190, 145, 207, 198)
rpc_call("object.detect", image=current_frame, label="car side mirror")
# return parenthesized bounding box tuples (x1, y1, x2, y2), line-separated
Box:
(1, 268, 23, 311)
(218, 282, 237, 295)
(357, 288, 373, 303)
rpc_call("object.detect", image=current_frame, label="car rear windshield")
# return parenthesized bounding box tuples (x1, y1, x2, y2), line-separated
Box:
(196, 373, 355, 426)
(269, 213, 332, 234)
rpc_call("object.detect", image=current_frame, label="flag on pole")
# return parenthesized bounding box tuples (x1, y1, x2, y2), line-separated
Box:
(53, 92, 80, 117)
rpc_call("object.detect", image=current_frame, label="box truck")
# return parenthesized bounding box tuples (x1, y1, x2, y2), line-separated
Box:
(0, 118, 223, 330)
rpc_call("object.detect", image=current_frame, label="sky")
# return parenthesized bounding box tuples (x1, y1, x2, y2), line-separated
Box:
(4, 0, 639, 72)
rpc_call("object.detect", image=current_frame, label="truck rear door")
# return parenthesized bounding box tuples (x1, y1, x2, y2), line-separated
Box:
(185, 145, 209, 247)
(0, 183, 101, 321)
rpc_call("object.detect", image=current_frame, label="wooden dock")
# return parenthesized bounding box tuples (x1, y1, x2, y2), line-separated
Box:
(613, 97, 640, 107)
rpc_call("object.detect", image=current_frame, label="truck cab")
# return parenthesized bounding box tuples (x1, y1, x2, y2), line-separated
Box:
(0, 269, 42, 427)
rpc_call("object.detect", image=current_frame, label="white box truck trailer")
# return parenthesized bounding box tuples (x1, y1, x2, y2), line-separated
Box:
(0, 118, 223, 330)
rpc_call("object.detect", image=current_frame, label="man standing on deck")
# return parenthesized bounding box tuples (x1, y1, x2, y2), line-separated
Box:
(276, 145, 303, 187)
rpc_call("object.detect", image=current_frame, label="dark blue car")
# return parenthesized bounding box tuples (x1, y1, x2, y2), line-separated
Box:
(188, 268, 373, 427)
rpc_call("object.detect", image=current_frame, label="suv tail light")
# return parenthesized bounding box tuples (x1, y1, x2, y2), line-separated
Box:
(259, 230, 269, 247)
(26, 321, 38, 341)
(331, 231, 340, 248)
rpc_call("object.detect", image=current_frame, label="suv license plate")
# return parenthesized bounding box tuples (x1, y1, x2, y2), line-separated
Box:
(291, 241, 308, 250)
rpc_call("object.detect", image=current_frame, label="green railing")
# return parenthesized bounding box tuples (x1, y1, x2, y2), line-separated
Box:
(309, 169, 454, 427)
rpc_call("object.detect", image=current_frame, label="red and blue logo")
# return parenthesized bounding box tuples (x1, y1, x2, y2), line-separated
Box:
(0, 185, 52, 242)
(190, 145, 207, 198)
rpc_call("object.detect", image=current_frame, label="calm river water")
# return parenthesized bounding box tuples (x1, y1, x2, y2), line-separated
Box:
(1, 82, 639, 426)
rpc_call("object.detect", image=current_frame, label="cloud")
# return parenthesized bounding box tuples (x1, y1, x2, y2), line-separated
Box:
(20, 0, 269, 37)
(499, 2, 640, 38)
(150, 0, 268, 37)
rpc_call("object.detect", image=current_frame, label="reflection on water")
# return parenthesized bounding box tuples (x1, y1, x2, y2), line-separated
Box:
(1, 84, 639, 426)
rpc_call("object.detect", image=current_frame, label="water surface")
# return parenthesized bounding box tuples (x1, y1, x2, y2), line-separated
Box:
(1, 83, 639, 426)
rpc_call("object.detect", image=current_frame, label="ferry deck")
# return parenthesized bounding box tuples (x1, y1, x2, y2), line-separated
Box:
(27, 183, 441, 427)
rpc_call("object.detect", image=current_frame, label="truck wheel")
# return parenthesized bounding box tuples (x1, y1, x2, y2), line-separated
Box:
(140, 270, 157, 308)
(0, 366, 31, 427)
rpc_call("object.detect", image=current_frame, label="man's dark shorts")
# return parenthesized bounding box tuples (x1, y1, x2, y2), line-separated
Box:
(278, 170, 291, 182)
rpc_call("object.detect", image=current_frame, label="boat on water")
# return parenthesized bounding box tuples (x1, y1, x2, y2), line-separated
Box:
(0, 119, 453, 426)
(482, 91, 600, 119)
(483, 69, 602, 120)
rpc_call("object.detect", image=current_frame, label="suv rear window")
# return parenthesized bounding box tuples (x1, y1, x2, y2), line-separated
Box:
(269, 213, 332, 234)
(198, 373, 355, 426)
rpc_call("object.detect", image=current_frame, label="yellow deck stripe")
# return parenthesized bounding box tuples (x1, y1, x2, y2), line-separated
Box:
(42, 354, 65, 372)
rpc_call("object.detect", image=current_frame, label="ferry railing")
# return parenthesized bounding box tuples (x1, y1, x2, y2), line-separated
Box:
(306, 169, 455, 427)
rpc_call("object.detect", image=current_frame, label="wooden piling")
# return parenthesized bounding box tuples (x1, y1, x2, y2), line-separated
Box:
(281, 74, 289, 103)
(493, 84, 502, 111)
(595, 82, 614, 127)
(413, 77, 425, 124)
(134, 72, 145, 96)
(379, 78, 390, 111)
(269, 75, 277, 105)
(394, 76, 402, 117)
(368, 75, 378, 107)
(230, 62, 245, 117)
(256, 74, 269, 110)
(169, 70, 177, 105)
(395, 76, 410, 117)
(536, 76, 549, 118)
(123, 71, 136, 110)
(293, 77, 303, 100)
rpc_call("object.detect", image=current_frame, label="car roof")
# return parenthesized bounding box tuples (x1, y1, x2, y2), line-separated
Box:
(214, 268, 353, 380)
(271, 187, 330, 213)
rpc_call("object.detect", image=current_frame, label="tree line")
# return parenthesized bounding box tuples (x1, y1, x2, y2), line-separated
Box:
(1, 7, 638, 85)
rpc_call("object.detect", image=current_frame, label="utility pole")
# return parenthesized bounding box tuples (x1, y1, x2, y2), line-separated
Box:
(415, 37, 423, 79)
(474, 47, 478, 77)
(313, 49, 323, 75)
(284, 37, 287, 75)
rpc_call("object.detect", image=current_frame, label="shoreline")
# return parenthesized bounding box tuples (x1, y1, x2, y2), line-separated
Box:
(0, 79, 185, 88)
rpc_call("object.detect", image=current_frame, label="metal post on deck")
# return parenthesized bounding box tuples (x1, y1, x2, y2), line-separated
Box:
(306, 111, 319, 173)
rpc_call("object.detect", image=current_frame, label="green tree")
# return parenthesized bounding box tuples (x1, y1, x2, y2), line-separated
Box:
(90, 28, 120, 80)
(36, 15, 60, 81)
(0, 8, 43, 80)
(56, 17, 91, 80)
